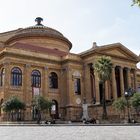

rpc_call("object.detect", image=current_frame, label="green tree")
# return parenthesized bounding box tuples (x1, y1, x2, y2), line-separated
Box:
(113, 97, 127, 118)
(132, 0, 140, 7)
(130, 92, 140, 115)
(94, 56, 112, 119)
(32, 96, 52, 123)
(2, 96, 25, 121)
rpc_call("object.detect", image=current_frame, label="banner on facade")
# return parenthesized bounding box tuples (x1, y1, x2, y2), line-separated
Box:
(32, 87, 40, 96)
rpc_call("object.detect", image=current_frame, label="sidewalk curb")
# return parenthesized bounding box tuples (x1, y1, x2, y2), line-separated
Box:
(0, 123, 140, 127)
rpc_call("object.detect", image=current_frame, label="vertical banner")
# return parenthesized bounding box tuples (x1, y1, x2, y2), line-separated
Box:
(32, 87, 40, 96)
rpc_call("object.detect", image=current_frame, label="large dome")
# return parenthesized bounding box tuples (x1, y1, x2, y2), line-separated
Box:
(5, 17, 72, 50)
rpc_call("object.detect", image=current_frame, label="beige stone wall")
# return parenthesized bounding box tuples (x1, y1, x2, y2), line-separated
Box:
(0, 53, 62, 117)
(10, 37, 70, 52)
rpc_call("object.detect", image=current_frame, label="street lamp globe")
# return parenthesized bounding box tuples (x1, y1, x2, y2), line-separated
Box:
(124, 91, 129, 98)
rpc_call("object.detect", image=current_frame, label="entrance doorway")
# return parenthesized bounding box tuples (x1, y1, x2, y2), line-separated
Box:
(99, 83, 103, 104)
(51, 100, 59, 119)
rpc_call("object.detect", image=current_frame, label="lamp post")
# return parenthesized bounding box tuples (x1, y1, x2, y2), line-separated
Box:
(124, 88, 134, 123)
(124, 91, 131, 123)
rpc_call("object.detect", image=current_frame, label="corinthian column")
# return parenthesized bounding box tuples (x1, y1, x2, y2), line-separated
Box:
(133, 69, 137, 91)
(127, 68, 131, 88)
(112, 66, 117, 99)
(119, 66, 124, 96)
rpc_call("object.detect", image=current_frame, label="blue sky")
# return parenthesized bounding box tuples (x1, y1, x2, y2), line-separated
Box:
(0, 0, 140, 66)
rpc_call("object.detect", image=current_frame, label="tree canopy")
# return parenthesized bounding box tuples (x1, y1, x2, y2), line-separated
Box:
(2, 96, 25, 112)
(132, 0, 140, 7)
(32, 95, 52, 111)
(130, 92, 140, 114)
(113, 97, 127, 113)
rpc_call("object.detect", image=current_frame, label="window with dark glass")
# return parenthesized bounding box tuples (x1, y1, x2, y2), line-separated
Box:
(31, 70, 41, 88)
(11, 67, 22, 86)
(0, 68, 5, 86)
(49, 72, 58, 89)
(74, 78, 81, 95)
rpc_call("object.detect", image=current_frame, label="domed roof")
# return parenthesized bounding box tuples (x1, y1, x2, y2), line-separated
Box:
(6, 17, 72, 50)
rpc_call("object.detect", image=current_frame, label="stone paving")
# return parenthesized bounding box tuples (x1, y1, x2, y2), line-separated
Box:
(0, 125, 140, 140)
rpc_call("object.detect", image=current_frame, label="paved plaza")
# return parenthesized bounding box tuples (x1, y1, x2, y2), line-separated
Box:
(0, 125, 140, 140)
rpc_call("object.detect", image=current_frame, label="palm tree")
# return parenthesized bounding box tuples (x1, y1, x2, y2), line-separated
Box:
(94, 56, 112, 119)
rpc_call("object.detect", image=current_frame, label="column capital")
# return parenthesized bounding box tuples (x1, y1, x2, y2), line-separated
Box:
(25, 64, 31, 68)
(3, 61, 10, 66)
(112, 66, 116, 69)
(83, 63, 91, 68)
(124, 67, 131, 70)
(44, 66, 48, 70)
(127, 67, 131, 70)
(112, 64, 117, 68)
(118, 66, 124, 70)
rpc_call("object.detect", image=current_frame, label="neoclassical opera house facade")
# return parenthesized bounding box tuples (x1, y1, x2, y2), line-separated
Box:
(0, 17, 140, 121)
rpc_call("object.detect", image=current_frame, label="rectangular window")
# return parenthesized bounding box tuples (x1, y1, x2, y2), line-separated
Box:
(74, 78, 81, 95)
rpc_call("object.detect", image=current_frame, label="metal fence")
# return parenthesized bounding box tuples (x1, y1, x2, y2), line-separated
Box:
(2, 111, 51, 122)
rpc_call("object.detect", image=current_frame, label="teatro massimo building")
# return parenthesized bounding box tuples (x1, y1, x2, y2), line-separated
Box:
(0, 17, 140, 121)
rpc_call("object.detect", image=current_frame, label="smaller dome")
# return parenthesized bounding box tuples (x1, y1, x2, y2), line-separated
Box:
(6, 17, 72, 50)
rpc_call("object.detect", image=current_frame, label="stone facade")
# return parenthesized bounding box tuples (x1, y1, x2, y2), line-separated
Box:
(0, 18, 140, 121)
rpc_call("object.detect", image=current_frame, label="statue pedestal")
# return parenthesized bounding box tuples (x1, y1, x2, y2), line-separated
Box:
(82, 103, 89, 121)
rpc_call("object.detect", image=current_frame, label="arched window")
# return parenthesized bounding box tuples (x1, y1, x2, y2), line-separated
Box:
(74, 78, 81, 95)
(11, 67, 22, 86)
(31, 70, 41, 88)
(49, 72, 58, 89)
(73, 71, 81, 95)
(0, 68, 5, 86)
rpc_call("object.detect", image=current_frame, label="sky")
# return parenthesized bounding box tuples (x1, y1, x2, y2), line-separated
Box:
(0, 0, 140, 67)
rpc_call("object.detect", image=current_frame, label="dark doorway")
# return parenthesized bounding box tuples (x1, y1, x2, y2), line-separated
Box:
(123, 68, 128, 91)
(99, 82, 103, 104)
(115, 67, 121, 97)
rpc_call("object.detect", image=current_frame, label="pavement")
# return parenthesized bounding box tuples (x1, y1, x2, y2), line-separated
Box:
(0, 125, 140, 140)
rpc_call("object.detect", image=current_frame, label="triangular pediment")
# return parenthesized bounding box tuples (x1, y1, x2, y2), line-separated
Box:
(99, 43, 138, 61)
(104, 49, 128, 58)
(80, 43, 139, 62)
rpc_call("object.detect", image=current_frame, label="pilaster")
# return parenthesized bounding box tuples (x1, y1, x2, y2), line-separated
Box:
(42, 66, 48, 97)
(23, 64, 31, 105)
(3, 62, 10, 93)
(133, 69, 137, 90)
(83, 64, 91, 102)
